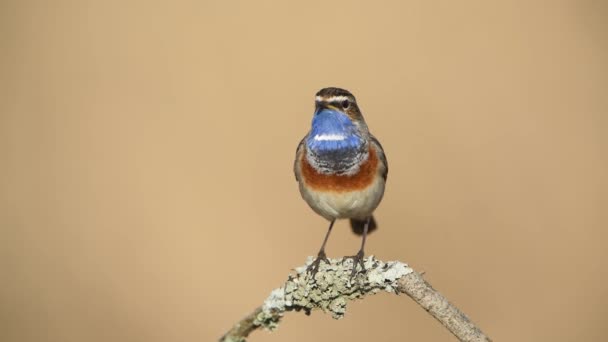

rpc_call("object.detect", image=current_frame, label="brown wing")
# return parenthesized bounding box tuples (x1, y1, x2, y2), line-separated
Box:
(369, 134, 388, 181)
(293, 134, 308, 182)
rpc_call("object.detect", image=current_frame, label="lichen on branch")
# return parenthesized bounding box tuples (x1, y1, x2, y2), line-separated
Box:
(254, 256, 413, 331)
(220, 256, 491, 342)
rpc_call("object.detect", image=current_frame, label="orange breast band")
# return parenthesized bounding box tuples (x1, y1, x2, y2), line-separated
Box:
(301, 146, 378, 192)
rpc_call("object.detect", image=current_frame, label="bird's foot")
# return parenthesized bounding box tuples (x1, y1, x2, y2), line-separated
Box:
(307, 250, 330, 279)
(342, 250, 366, 280)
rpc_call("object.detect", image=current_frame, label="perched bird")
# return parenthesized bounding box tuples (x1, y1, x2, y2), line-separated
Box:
(294, 87, 388, 277)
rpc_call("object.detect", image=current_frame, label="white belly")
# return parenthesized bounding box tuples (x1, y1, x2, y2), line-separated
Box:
(299, 176, 385, 221)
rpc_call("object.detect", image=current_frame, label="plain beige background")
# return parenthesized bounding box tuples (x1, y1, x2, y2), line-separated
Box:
(2, 1, 607, 341)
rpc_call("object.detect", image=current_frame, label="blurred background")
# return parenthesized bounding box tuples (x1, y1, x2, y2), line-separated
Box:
(2, 1, 607, 341)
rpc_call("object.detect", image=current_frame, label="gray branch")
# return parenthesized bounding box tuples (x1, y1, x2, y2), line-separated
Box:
(219, 256, 491, 342)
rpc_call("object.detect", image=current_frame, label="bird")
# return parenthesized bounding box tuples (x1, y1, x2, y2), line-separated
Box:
(293, 87, 388, 278)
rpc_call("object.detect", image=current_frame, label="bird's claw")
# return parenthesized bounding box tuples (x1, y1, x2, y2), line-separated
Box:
(342, 250, 366, 280)
(307, 250, 330, 279)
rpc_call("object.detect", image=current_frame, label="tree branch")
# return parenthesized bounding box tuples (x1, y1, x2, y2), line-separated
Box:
(219, 256, 491, 342)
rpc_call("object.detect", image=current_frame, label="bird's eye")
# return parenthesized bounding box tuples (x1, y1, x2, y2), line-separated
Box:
(341, 100, 350, 109)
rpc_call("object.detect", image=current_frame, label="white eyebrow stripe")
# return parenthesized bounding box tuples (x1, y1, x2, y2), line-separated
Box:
(313, 134, 346, 141)
(315, 95, 350, 103)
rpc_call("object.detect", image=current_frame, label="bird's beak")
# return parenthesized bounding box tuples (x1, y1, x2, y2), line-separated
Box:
(314, 104, 323, 115)
(315, 102, 340, 115)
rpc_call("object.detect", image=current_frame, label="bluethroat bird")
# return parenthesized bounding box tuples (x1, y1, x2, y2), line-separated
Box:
(294, 87, 388, 278)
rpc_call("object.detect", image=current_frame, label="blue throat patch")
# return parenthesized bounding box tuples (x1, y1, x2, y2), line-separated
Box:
(306, 109, 363, 153)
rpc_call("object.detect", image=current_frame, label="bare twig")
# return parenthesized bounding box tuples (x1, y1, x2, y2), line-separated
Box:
(219, 256, 491, 342)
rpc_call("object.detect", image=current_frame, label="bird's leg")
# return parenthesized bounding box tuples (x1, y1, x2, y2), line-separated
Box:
(343, 216, 371, 279)
(307, 219, 335, 277)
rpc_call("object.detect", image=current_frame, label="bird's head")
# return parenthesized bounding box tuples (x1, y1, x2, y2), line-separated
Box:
(306, 87, 368, 153)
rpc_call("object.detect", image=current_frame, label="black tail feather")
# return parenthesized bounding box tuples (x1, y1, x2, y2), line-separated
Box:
(350, 216, 377, 236)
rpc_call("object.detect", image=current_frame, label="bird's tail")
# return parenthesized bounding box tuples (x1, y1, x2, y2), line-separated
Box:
(350, 216, 377, 235)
